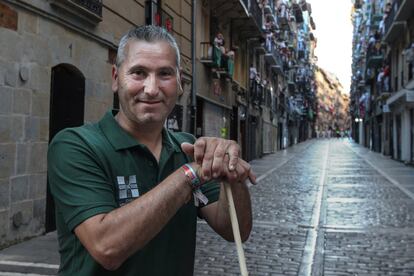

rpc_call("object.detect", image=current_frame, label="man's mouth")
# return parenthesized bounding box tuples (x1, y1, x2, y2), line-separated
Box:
(137, 100, 162, 104)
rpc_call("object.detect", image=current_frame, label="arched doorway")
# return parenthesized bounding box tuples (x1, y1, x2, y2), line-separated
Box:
(46, 64, 85, 232)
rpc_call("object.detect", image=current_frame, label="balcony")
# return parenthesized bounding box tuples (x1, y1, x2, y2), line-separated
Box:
(383, 0, 405, 43)
(386, 88, 414, 107)
(199, 42, 234, 79)
(50, 0, 102, 24)
(264, 41, 277, 65)
(354, 0, 362, 9)
(250, 81, 264, 107)
(395, 0, 414, 21)
(370, 14, 383, 28)
(263, 4, 272, 15)
(249, 0, 263, 30)
(292, 4, 304, 24)
(210, 0, 250, 19)
(366, 47, 384, 69)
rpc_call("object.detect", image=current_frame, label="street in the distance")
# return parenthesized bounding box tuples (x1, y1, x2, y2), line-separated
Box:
(194, 139, 414, 275)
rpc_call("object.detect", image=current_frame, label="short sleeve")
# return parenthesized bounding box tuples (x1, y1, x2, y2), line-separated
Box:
(48, 129, 117, 231)
(199, 180, 220, 207)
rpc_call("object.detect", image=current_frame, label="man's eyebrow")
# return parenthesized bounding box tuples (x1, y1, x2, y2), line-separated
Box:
(128, 65, 176, 72)
(128, 65, 147, 72)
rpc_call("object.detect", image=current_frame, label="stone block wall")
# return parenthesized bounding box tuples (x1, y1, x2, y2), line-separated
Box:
(0, 0, 193, 248)
(0, 2, 118, 248)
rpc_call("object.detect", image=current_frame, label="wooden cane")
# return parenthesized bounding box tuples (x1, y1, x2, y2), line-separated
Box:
(223, 181, 249, 276)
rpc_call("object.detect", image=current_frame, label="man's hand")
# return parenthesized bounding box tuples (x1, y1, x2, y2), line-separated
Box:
(181, 138, 256, 185)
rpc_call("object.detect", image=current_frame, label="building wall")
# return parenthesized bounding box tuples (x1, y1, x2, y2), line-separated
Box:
(0, 0, 191, 247)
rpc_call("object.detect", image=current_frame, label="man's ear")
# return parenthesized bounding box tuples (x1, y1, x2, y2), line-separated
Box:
(111, 65, 118, 92)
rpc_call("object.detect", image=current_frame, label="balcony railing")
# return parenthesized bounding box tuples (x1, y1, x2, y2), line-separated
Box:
(366, 43, 384, 68)
(384, 0, 402, 37)
(395, 0, 414, 21)
(250, 0, 263, 30)
(50, 0, 103, 23)
(199, 42, 234, 79)
(250, 81, 263, 107)
(240, 0, 249, 11)
(72, 0, 102, 16)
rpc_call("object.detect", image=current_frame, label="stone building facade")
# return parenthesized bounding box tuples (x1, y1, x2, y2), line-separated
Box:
(314, 67, 351, 137)
(0, 0, 192, 248)
(351, 0, 414, 163)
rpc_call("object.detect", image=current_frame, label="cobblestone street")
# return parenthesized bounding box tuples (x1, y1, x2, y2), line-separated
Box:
(194, 139, 414, 275)
(1, 139, 414, 275)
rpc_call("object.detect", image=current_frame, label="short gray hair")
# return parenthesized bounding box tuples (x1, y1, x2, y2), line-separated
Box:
(116, 25, 181, 69)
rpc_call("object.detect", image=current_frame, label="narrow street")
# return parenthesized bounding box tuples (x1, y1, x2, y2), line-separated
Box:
(194, 139, 414, 275)
(1, 139, 414, 275)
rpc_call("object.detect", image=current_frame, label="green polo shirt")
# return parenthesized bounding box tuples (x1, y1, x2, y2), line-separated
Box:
(48, 110, 220, 276)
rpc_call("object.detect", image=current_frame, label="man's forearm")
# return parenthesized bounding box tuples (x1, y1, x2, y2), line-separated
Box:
(207, 181, 252, 242)
(74, 167, 193, 270)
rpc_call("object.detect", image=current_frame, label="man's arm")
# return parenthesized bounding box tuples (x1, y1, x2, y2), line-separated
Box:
(74, 137, 254, 270)
(201, 181, 252, 242)
(74, 165, 194, 271)
(200, 158, 254, 242)
(181, 138, 255, 242)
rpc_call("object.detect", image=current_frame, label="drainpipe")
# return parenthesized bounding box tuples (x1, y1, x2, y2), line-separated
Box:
(190, 0, 197, 135)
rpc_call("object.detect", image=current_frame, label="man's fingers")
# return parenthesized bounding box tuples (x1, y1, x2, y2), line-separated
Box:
(236, 159, 257, 185)
(226, 143, 240, 171)
(193, 138, 207, 164)
(211, 143, 227, 178)
(198, 138, 216, 181)
(181, 142, 194, 158)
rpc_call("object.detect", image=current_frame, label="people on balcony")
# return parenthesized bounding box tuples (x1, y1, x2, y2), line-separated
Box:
(276, 0, 289, 22)
(266, 32, 273, 52)
(367, 31, 382, 56)
(383, 64, 390, 92)
(223, 48, 235, 78)
(376, 69, 384, 93)
(249, 65, 257, 79)
(214, 32, 226, 55)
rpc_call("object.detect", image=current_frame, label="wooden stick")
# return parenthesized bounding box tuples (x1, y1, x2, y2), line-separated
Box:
(223, 181, 249, 276)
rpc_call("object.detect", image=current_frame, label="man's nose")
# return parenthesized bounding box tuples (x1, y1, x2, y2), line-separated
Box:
(143, 74, 159, 96)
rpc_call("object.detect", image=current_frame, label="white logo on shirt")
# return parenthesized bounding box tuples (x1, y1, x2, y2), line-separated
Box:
(116, 175, 139, 205)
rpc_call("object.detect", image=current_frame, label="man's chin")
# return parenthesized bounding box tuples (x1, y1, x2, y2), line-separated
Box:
(137, 114, 165, 125)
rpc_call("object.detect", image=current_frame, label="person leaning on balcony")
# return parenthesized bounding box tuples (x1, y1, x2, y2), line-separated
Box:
(214, 32, 226, 55)
(383, 64, 390, 92)
(249, 64, 257, 89)
(48, 25, 256, 276)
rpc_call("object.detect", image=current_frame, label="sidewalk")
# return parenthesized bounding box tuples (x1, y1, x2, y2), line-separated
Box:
(1, 139, 412, 275)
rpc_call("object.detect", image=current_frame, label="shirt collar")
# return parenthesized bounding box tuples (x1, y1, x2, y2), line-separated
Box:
(99, 109, 181, 153)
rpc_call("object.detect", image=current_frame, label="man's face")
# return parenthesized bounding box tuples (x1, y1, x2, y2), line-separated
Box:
(112, 40, 179, 128)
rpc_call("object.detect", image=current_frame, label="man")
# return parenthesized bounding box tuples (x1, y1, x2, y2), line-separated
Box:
(48, 25, 255, 276)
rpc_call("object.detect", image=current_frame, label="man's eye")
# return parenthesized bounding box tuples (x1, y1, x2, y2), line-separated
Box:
(159, 70, 173, 77)
(132, 70, 145, 76)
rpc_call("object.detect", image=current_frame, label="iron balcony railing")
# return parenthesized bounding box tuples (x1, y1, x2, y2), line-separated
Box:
(72, 0, 102, 17)
(249, 0, 263, 30)
(240, 0, 249, 10)
(250, 81, 263, 107)
(199, 42, 234, 79)
(265, 41, 283, 69)
(384, 0, 402, 36)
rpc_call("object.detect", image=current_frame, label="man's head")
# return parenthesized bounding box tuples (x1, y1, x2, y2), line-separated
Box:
(112, 26, 183, 130)
(116, 25, 181, 72)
